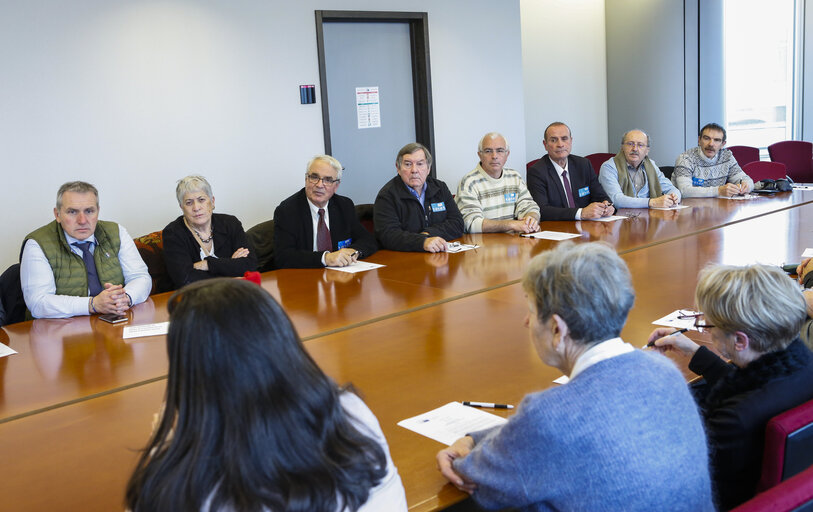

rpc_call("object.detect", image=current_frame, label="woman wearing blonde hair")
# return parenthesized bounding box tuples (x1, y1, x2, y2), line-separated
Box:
(650, 263, 813, 510)
(162, 175, 257, 289)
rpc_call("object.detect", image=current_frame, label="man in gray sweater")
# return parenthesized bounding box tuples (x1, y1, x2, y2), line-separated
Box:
(673, 122, 754, 197)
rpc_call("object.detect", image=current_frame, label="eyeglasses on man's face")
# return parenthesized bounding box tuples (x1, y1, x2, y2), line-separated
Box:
(480, 148, 507, 155)
(623, 141, 648, 149)
(306, 173, 340, 185)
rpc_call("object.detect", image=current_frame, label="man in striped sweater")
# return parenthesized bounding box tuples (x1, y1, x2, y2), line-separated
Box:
(672, 122, 754, 197)
(455, 132, 540, 234)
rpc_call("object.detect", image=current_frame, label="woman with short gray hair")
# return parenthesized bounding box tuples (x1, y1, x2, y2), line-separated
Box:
(162, 175, 257, 289)
(650, 263, 813, 510)
(437, 242, 714, 511)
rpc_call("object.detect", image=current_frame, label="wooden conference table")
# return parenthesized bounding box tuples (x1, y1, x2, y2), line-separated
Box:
(1, 190, 812, 511)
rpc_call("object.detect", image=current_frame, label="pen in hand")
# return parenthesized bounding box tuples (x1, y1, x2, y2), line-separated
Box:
(463, 401, 514, 409)
(646, 328, 689, 348)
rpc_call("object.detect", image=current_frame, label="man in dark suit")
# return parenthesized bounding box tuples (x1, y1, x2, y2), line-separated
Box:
(527, 122, 614, 221)
(273, 155, 378, 269)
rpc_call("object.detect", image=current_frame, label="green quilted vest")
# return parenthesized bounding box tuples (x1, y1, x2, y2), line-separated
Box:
(24, 220, 124, 297)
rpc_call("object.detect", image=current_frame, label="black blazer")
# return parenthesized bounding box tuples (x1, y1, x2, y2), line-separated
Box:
(689, 339, 813, 510)
(526, 154, 610, 221)
(273, 189, 378, 269)
(162, 213, 258, 290)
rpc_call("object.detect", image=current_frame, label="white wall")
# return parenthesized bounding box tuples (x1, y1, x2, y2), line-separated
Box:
(0, 0, 527, 269)
(520, 0, 609, 162)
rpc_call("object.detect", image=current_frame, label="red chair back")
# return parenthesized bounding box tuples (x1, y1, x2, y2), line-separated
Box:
(758, 397, 813, 492)
(743, 161, 787, 182)
(768, 140, 813, 182)
(728, 145, 761, 166)
(732, 464, 813, 512)
(585, 152, 615, 175)
(526, 158, 541, 172)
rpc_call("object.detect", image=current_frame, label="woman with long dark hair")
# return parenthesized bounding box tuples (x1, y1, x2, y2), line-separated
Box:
(126, 278, 406, 511)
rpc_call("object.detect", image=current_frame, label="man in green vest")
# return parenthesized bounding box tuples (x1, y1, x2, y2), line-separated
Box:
(598, 129, 681, 209)
(20, 181, 151, 318)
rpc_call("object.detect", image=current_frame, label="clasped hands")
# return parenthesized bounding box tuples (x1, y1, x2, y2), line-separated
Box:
(91, 283, 132, 315)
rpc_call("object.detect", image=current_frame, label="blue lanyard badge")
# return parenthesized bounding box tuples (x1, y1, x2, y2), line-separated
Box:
(338, 238, 352, 249)
(430, 202, 446, 212)
(692, 176, 705, 186)
(578, 186, 590, 198)
(504, 192, 517, 203)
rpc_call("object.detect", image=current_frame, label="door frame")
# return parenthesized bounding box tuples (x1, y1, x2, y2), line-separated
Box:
(315, 10, 436, 176)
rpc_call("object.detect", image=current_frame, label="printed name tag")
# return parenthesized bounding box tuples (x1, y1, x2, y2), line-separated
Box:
(504, 192, 517, 203)
(431, 202, 446, 212)
(338, 238, 352, 249)
(578, 186, 590, 198)
(692, 176, 706, 186)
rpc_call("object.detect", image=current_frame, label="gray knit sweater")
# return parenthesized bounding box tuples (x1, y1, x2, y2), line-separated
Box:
(454, 349, 714, 511)
(673, 146, 753, 197)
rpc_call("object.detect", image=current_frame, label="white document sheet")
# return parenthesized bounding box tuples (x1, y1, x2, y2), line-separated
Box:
(793, 185, 813, 190)
(802, 248, 813, 259)
(326, 261, 385, 273)
(553, 375, 569, 385)
(447, 242, 479, 253)
(588, 215, 628, 222)
(123, 321, 169, 339)
(0, 343, 17, 358)
(651, 310, 700, 331)
(521, 231, 581, 241)
(650, 204, 691, 211)
(397, 401, 508, 446)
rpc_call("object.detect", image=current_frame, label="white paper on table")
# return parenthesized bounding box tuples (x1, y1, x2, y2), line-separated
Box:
(802, 248, 813, 258)
(553, 375, 569, 385)
(650, 204, 691, 211)
(0, 343, 17, 358)
(123, 321, 169, 339)
(588, 215, 628, 222)
(651, 310, 699, 331)
(447, 243, 479, 253)
(397, 401, 508, 446)
(792, 185, 813, 190)
(719, 194, 758, 200)
(326, 261, 385, 274)
(521, 231, 581, 241)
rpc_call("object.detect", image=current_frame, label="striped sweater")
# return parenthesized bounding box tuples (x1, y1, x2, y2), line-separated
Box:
(455, 164, 539, 233)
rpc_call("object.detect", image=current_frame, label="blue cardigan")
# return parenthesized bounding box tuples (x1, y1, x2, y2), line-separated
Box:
(455, 349, 714, 511)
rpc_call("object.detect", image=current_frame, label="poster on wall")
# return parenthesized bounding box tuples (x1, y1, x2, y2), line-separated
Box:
(356, 86, 381, 129)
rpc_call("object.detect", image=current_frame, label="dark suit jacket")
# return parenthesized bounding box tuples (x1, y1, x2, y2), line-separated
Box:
(689, 339, 813, 510)
(527, 154, 611, 220)
(273, 189, 378, 269)
(162, 213, 257, 290)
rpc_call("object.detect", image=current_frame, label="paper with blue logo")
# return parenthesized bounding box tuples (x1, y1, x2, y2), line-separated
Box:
(430, 202, 446, 212)
(577, 186, 590, 198)
(504, 192, 517, 203)
(338, 238, 352, 249)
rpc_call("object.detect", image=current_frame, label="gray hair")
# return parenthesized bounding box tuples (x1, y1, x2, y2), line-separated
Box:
(306, 154, 343, 181)
(621, 129, 651, 147)
(522, 242, 634, 345)
(56, 181, 99, 210)
(175, 175, 213, 206)
(543, 122, 572, 141)
(396, 142, 433, 169)
(695, 264, 807, 352)
(478, 132, 510, 152)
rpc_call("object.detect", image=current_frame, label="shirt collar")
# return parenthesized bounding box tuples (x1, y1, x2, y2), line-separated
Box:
(402, 180, 427, 202)
(64, 231, 97, 247)
(306, 197, 329, 216)
(569, 337, 635, 380)
(550, 158, 568, 176)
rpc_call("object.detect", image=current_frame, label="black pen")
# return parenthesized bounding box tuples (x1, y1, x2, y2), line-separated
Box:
(463, 401, 514, 409)
(646, 328, 689, 348)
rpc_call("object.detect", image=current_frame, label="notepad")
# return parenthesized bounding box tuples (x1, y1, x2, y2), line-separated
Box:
(326, 261, 385, 273)
(123, 321, 169, 339)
